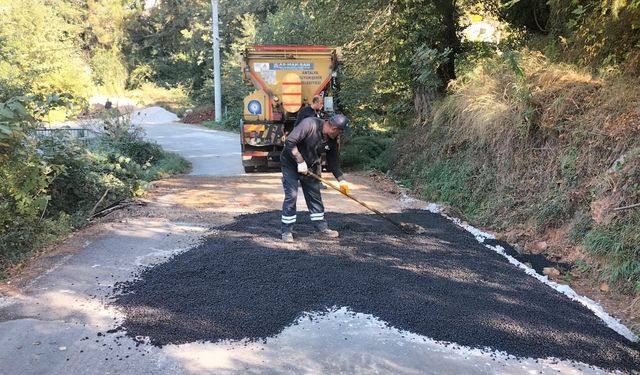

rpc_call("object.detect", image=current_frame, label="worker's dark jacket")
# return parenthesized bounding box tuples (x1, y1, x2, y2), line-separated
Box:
(281, 117, 345, 182)
(293, 105, 320, 127)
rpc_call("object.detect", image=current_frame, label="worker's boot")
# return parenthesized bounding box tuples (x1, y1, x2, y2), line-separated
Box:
(281, 232, 294, 243)
(318, 228, 339, 238)
(314, 222, 339, 238)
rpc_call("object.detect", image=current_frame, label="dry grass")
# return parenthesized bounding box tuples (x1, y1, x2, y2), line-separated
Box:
(428, 51, 640, 203)
(394, 49, 640, 297)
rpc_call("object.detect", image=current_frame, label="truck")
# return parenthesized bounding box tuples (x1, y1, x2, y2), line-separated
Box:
(240, 45, 340, 172)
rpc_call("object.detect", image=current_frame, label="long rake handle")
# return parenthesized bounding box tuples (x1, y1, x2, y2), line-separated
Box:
(306, 172, 405, 230)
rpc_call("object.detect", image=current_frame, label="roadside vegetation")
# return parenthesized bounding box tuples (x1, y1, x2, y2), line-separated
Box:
(395, 52, 640, 294)
(0, 97, 189, 277)
(391, 2, 640, 297)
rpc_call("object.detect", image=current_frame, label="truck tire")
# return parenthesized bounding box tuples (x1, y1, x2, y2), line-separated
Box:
(244, 166, 255, 173)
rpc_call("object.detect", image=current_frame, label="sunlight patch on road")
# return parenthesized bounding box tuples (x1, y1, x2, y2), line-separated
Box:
(163, 307, 606, 375)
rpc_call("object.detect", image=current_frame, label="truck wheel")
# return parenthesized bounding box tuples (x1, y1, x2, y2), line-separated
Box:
(244, 166, 255, 173)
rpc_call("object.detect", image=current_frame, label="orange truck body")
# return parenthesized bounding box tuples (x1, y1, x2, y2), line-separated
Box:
(240, 45, 340, 172)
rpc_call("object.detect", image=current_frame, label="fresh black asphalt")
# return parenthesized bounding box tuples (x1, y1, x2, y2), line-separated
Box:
(110, 210, 640, 372)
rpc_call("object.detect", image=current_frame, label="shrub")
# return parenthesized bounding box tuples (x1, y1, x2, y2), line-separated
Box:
(340, 134, 395, 172)
(0, 96, 190, 277)
(0, 97, 65, 274)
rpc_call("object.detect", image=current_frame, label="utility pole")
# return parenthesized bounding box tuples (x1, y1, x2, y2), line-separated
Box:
(211, 0, 222, 121)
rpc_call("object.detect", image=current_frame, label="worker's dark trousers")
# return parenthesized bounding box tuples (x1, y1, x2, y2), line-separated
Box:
(281, 159, 327, 234)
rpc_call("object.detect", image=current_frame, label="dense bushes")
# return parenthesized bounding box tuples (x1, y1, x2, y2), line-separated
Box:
(0, 96, 190, 277)
(340, 134, 395, 172)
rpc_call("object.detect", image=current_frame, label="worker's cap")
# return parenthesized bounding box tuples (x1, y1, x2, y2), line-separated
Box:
(329, 114, 349, 132)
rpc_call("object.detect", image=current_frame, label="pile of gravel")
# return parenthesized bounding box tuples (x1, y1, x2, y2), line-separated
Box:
(130, 106, 178, 125)
(110, 210, 640, 372)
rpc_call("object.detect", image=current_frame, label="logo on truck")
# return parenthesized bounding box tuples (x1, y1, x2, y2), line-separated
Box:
(247, 100, 262, 115)
(270, 62, 314, 70)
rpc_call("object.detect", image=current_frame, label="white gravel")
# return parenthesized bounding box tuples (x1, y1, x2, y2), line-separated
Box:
(130, 106, 179, 125)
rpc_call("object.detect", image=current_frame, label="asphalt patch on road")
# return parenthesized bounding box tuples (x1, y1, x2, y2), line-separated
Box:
(110, 210, 640, 372)
(483, 238, 573, 274)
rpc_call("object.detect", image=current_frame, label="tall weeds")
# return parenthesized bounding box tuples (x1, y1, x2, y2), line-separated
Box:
(395, 50, 640, 293)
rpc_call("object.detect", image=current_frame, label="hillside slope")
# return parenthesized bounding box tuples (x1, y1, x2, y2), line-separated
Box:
(393, 50, 640, 332)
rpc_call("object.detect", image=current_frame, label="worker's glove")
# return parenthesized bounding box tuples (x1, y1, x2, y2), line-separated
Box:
(339, 181, 350, 195)
(297, 162, 309, 175)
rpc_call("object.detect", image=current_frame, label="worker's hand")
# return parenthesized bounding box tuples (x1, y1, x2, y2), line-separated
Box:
(297, 162, 309, 175)
(339, 181, 350, 195)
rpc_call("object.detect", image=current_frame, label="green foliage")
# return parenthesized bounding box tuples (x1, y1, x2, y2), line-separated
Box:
(123, 0, 216, 94)
(254, 6, 318, 45)
(412, 47, 454, 90)
(0, 0, 137, 109)
(535, 189, 572, 230)
(340, 134, 395, 172)
(128, 64, 156, 89)
(91, 48, 128, 93)
(0, 96, 63, 274)
(195, 13, 255, 123)
(573, 258, 592, 274)
(0, 97, 31, 159)
(560, 148, 578, 186)
(499, 0, 550, 32)
(502, 51, 534, 135)
(40, 124, 190, 218)
(103, 130, 164, 166)
(583, 214, 640, 293)
(408, 156, 486, 219)
(569, 212, 593, 243)
(0, 0, 94, 102)
(0, 95, 190, 277)
(146, 152, 192, 179)
(546, 0, 640, 70)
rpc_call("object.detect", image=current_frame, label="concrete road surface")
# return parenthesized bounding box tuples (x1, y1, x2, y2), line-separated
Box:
(0, 119, 637, 375)
(139, 121, 243, 176)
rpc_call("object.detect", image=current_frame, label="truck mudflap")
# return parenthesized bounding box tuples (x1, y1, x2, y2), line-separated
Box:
(242, 123, 284, 147)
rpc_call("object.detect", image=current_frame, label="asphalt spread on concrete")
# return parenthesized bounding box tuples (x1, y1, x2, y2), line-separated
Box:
(110, 210, 640, 372)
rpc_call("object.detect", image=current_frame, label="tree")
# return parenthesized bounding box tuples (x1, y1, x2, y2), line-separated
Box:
(254, 0, 462, 129)
(0, 0, 93, 106)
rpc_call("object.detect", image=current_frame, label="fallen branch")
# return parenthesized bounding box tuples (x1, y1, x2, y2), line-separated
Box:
(613, 202, 640, 211)
(88, 189, 110, 218)
(38, 198, 49, 224)
(90, 199, 146, 219)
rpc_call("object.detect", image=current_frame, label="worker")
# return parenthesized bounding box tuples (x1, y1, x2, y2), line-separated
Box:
(294, 95, 328, 188)
(280, 114, 350, 242)
(293, 95, 323, 127)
